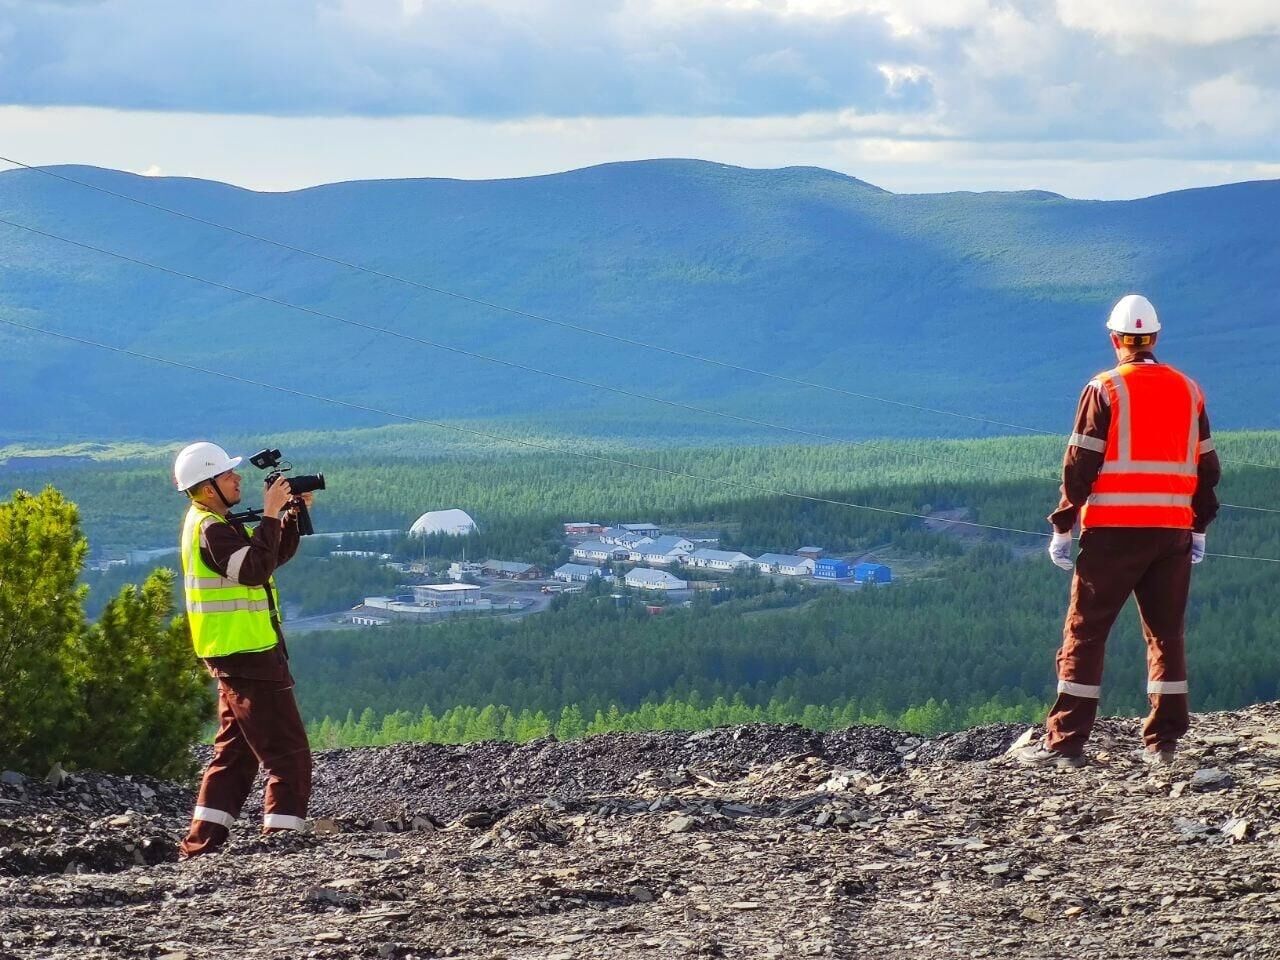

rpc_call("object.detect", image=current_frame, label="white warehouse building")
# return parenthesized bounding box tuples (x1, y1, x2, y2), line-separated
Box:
(754, 554, 817, 576)
(628, 536, 695, 566)
(688, 548, 755, 571)
(409, 508, 477, 537)
(625, 568, 688, 591)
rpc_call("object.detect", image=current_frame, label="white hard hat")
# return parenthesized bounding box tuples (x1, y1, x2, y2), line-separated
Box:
(173, 441, 242, 492)
(1107, 294, 1160, 334)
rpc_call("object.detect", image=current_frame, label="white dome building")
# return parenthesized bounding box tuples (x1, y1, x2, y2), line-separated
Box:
(409, 508, 477, 538)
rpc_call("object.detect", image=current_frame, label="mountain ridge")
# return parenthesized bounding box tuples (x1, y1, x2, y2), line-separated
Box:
(2, 160, 1277, 441)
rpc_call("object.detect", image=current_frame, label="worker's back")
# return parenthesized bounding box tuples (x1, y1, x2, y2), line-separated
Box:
(1082, 360, 1204, 531)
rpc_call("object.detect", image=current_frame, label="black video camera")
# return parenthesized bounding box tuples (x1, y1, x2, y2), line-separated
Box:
(229, 448, 326, 536)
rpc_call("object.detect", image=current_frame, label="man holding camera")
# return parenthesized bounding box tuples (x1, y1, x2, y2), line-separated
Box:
(172, 441, 314, 858)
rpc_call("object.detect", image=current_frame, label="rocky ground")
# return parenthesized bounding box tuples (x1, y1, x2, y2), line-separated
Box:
(2, 706, 1279, 960)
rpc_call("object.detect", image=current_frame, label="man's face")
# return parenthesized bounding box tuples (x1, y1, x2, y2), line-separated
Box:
(211, 469, 242, 506)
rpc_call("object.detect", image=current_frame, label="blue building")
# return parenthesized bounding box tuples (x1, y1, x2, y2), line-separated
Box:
(854, 562, 892, 584)
(814, 558, 853, 580)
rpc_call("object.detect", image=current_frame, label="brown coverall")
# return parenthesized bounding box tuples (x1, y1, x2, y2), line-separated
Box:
(1045, 353, 1220, 756)
(178, 514, 313, 858)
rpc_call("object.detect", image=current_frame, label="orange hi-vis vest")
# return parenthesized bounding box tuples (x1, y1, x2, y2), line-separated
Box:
(1079, 361, 1208, 530)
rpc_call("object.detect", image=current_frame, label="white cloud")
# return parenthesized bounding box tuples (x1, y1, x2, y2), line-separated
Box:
(876, 63, 930, 94)
(141, 164, 163, 176)
(0, 2, 1277, 196)
(1166, 73, 1280, 140)
(1055, 0, 1280, 45)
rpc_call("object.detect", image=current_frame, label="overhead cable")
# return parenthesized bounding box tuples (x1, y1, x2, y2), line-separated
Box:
(0, 210, 1274, 517)
(5, 155, 1274, 474)
(5, 316, 1274, 563)
(3, 316, 1277, 564)
(0, 214, 1053, 478)
(0, 315, 1048, 537)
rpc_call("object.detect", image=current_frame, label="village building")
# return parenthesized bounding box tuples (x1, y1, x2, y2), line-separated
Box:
(563, 522, 606, 536)
(618, 522, 661, 538)
(599, 527, 649, 547)
(814, 558, 854, 580)
(447, 561, 483, 581)
(481, 559, 541, 580)
(554, 563, 610, 583)
(687, 548, 756, 571)
(412, 583, 483, 607)
(854, 562, 893, 584)
(624, 568, 688, 591)
(572, 540, 627, 563)
(754, 553, 817, 576)
(797, 546, 824, 560)
(628, 536, 695, 565)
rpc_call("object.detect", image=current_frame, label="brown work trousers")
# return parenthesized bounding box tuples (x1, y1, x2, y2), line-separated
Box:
(1045, 527, 1192, 756)
(179, 676, 312, 858)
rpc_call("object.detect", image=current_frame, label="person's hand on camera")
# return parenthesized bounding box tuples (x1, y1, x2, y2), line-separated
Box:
(263, 476, 293, 518)
(299, 492, 315, 509)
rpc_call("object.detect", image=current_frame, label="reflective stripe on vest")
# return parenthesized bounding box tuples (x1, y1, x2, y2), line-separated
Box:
(1080, 363, 1201, 530)
(181, 505, 279, 659)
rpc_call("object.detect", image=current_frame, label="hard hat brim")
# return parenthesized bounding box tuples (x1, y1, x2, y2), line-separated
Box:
(1106, 319, 1161, 333)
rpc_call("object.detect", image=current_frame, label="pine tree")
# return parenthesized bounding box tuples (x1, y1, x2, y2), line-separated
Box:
(0, 488, 212, 778)
(0, 488, 85, 771)
(69, 569, 213, 779)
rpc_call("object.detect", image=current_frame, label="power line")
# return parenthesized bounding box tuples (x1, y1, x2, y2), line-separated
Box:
(8, 318, 1279, 562)
(0, 213, 1046, 480)
(10, 154, 1273, 473)
(0, 209, 1274, 517)
(3, 316, 1276, 564)
(0, 315, 1048, 538)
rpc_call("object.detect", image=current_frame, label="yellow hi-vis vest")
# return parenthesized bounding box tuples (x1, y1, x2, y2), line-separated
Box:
(180, 504, 280, 659)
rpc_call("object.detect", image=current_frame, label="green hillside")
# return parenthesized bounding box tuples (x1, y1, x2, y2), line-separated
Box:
(8, 430, 1277, 738)
(2, 161, 1277, 443)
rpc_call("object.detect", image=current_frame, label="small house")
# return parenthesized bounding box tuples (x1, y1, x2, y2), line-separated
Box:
(572, 540, 627, 563)
(814, 558, 853, 580)
(624, 568, 688, 591)
(754, 554, 817, 576)
(554, 563, 608, 583)
(600, 528, 648, 547)
(619, 522, 661, 538)
(854, 562, 892, 584)
(687, 548, 755, 571)
(628, 536, 695, 566)
(481, 560, 541, 580)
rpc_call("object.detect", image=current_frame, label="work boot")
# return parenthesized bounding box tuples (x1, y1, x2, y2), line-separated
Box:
(1140, 744, 1177, 766)
(1013, 738, 1086, 769)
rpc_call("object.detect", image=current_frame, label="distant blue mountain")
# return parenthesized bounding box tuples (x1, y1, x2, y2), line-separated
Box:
(1, 159, 1276, 442)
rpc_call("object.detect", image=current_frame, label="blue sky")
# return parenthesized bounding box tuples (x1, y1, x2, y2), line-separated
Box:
(1, 0, 1277, 197)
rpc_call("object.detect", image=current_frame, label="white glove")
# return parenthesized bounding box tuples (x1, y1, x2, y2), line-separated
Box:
(1049, 531, 1074, 571)
(1191, 532, 1206, 564)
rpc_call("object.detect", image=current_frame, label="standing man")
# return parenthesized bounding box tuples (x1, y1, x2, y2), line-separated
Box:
(1017, 294, 1220, 768)
(172, 441, 314, 858)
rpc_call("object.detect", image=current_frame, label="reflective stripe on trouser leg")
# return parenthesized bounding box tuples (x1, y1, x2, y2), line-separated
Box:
(263, 813, 308, 831)
(1057, 680, 1101, 698)
(192, 805, 235, 829)
(1148, 680, 1188, 695)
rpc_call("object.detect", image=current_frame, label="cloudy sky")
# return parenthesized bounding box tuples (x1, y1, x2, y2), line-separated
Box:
(1, 0, 1277, 197)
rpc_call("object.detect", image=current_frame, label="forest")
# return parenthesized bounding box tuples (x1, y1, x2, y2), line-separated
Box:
(288, 538, 1280, 740)
(8, 429, 1278, 743)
